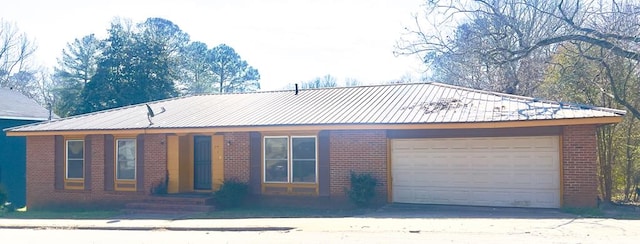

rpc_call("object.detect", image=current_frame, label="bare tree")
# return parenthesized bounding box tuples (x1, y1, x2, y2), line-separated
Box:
(397, 0, 640, 119)
(344, 78, 362, 87)
(0, 19, 38, 95)
(300, 74, 338, 89)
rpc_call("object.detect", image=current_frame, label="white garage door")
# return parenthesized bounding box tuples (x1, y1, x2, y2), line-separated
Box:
(392, 136, 560, 208)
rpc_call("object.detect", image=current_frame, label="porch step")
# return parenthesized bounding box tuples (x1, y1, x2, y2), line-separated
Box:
(123, 195, 216, 215)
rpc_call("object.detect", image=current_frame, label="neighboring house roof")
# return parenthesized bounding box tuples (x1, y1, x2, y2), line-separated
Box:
(0, 88, 54, 121)
(5, 82, 625, 135)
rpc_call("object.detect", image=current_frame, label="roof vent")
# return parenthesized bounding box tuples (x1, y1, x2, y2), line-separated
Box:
(295, 83, 299, 95)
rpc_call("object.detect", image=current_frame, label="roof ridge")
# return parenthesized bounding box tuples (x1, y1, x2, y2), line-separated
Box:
(187, 82, 431, 97)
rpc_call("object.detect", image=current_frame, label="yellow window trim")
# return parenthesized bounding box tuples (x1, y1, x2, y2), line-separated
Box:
(262, 182, 318, 196)
(114, 179, 137, 191)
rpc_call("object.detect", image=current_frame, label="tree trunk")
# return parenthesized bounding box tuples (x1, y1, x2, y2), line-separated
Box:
(624, 118, 635, 201)
(597, 126, 615, 203)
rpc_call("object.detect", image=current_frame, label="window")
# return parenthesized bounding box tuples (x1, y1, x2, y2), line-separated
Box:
(66, 140, 84, 179)
(264, 137, 288, 182)
(291, 137, 316, 183)
(264, 136, 316, 183)
(116, 139, 136, 180)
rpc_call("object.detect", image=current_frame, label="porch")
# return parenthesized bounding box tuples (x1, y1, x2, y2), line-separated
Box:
(166, 134, 225, 193)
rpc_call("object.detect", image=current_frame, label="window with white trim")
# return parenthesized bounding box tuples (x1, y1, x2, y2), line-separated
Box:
(65, 140, 84, 179)
(264, 136, 317, 183)
(116, 139, 136, 180)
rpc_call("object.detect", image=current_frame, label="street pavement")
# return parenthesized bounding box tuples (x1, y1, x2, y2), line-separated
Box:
(1, 205, 639, 243)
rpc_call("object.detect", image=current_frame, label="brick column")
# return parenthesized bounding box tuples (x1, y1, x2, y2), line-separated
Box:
(329, 130, 388, 201)
(562, 125, 598, 207)
(223, 132, 251, 183)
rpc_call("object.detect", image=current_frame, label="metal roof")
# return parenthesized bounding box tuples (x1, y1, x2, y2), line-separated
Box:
(6, 82, 625, 133)
(0, 88, 55, 121)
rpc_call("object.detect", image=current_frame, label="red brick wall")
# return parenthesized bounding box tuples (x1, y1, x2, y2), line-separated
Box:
(329, 130, 387, 200)
(142, 134, 168, 193)
(562, 125, 599, 207)
(25, 134, 168, 209)
(24, 126, 601, 209)
(223, 132, 250, 183)
(91, 135, 105, 192)
(26, 136, 56, 209)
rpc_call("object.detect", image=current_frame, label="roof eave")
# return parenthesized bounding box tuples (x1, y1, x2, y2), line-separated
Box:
(5, 116, 623, 137)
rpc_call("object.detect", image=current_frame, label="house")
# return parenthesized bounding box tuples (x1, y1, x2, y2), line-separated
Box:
(0, 88, 54, 207)
(5, 83, 624, 209)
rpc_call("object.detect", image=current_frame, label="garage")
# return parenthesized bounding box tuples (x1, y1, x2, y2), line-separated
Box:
(392, 136, 560, 208)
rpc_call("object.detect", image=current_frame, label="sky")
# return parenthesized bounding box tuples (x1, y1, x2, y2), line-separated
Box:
(1, 0, 426, 91)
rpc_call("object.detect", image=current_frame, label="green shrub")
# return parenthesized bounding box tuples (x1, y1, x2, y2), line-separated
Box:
(213, 179, 249, 209)
(347, 172, 378, 207)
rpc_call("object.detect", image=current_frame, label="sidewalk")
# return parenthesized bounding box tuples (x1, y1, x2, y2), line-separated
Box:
(1, 204, 638, 232)
(0, 216, 300, 231)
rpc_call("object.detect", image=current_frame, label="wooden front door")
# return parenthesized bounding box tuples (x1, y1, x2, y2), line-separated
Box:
(193, 135, 212, 190)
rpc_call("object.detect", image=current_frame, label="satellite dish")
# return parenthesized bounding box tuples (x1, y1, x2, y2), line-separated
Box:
(146, 104, 155, 117)
(146, 104, 155, 125)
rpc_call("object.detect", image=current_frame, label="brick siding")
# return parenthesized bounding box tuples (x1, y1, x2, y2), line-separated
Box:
(223, 132, 250, 183)
(329, 130, 388, 201)
(142, 134, 169, 193)
(25, 136, 55, 209)
(562, 125, 599, 207)
(25, 125, 602, 209)
(26, 134, 167, 209)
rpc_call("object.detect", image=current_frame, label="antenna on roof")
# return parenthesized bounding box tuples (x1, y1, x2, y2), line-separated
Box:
(47, 102, 52, 121)
(295, 83, 299, 95)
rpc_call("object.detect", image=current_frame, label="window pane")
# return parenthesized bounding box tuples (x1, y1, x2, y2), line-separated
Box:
(67, 159, 84, 179)
(264, 137, 288, 182)
(265, 138, 288, 160)
(67, 141, 84, 159)
(66, 140, 84, 179)
(117, 139, 136, 180)
(293, 160, 316, 183)
(292, 137, 315, 159)
(292, 138, 316, 183)
(265, 159, 288, 182)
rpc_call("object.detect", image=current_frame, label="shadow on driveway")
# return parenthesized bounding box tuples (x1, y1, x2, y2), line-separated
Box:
(363, 204, 576, 219)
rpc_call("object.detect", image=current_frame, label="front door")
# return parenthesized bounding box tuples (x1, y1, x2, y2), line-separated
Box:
(193, 136, 212, 190)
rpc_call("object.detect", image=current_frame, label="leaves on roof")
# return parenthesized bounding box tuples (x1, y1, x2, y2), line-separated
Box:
(403, 98, 472, 114)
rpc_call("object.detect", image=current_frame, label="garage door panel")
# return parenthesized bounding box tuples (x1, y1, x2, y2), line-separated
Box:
(392, 136, 560, 208)
(397, 186, 560, 208)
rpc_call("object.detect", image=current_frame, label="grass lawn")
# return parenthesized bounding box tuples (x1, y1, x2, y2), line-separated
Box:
(0, 209, 121, 219)
(193, 206, 372, 219)
(0, 207, 371, 219)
